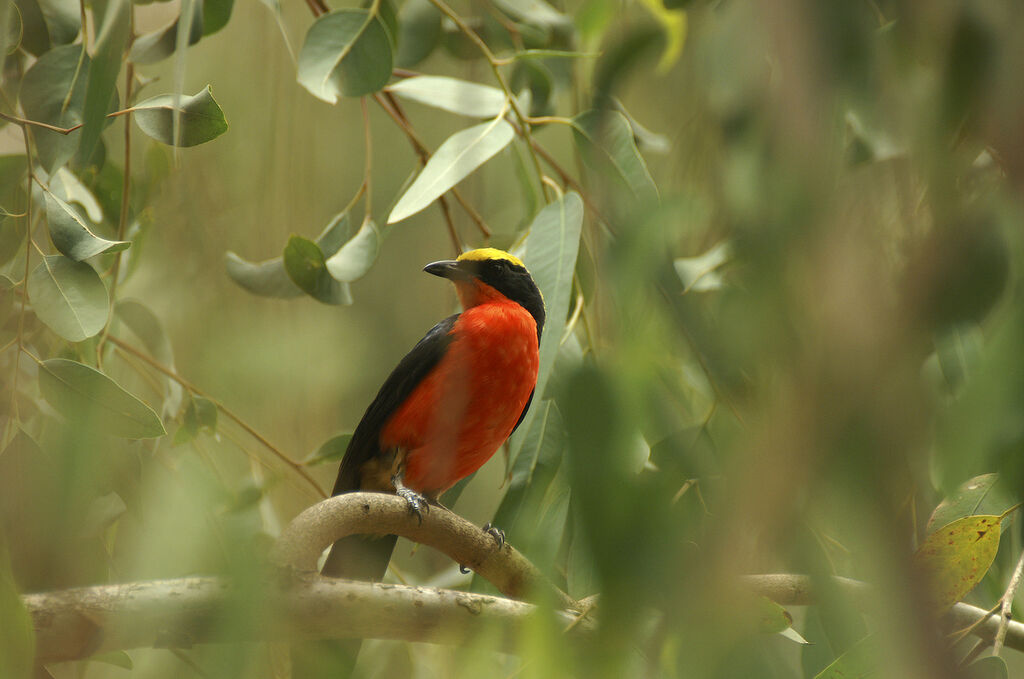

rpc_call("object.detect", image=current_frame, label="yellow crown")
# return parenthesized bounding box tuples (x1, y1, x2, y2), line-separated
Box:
(456, 248, 524, 268)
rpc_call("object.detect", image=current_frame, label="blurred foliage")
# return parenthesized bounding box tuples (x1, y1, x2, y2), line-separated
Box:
(2, 0, 1024, 677)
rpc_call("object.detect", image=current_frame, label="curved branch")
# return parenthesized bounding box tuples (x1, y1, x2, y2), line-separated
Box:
(26, 576, 591, 662)
(272, 492, 575, 609)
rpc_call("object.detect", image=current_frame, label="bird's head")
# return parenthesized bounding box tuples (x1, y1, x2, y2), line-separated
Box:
(424, 248, 545, 337)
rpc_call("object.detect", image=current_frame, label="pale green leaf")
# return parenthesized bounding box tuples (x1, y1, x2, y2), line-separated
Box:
(325, 217, 380, 282)
(29, 254, 109, 341)
(387, 75, 507, 117)
(80, 0, 128, 164)
(573, 109, 659, 204)
(297, 9, 393, 103)
(305, 433, 353, 465)
(283, 235, 351, 305)
(128, 0, 202, 64)
(39, 358, 166, 438)
(132, 86, 228, 147)
(45, 191, 129, 261)
(927, 473, 1000, 533)
(387, 117, 515, 224)
(674, 240, 731, 293)
(395, 0, 440, 68)
(19, 44, 89, 171)
(491, 0, 568, 28)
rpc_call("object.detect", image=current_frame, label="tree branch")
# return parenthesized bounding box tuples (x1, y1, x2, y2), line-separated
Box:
(272, 492, 575, 609)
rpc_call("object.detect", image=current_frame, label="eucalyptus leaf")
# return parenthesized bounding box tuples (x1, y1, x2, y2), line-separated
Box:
(128, 0, 202, 64)
(491, 0, 568, 29)
(131, 86, 228, 147)
(387, 117, 515, 224)
(202, 0, 233, 35)
(37, 0, 79, 44)
(387, 76, 507, 118)
(507, 192, 584, 458)
(225, 212, 350, 299)
(297, 9, 393, 102)
(572, 109, 659, 204)
(674, 240, 731, 293)
(79, 0, 128, 165)
(325, 218, 380, 282)
(51, 167, 104, 222)
(29, 255, 109, 341)
(19, 44, 89, 171)
(39, 358, 166, 438)
(283, 235, 351, 305)
(45, 191, 129, 261)
(115, 299, 183, 417)
(395, 0, 440, 67)
(305, 433, 353, 465)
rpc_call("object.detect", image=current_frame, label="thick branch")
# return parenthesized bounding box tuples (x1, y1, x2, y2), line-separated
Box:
(272, 492, 575, 609)
(26, 576, 590, 662)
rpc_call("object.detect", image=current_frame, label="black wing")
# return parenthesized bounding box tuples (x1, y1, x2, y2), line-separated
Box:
(330, 313, 460, 496)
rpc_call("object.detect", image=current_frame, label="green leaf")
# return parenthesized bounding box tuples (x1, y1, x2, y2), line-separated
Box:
(814, 634, 876, 679)
(39, 358, 166, 438)
(304, 433, 353, 465)
(637, 0, 686, 71)
(51, 167, 104, 222)
(297, 9, 393, 103)
(2, 1, 24, 56)
(37, 0, 79, 44)
(572, 109, 659, 205)
(967, 656, 1009, 679)
(387, 116, 515, 224)
(91, 651, 134, 670)
(914, 513, 1004, 612)
(508, 192, 584, 457)
(45, 191, 129, 261)
(387, 75, 507, 118)
(225, 212, 350, 299)
(19, 44, 89, 171)
(29, 254, 109, 341)
(0, 531, 34, 679)
(674, 240, 731, 293)
(176, 393, 218, 443)
(202, 0, 233, 35)
(325, 217, 380, 282)
(926, 473, 1000, 533)
(128, 0, 202, 64)
(132, 86, 228, 147)
(395, 0, 440, 68)
(283, 235, 351, 305)
(115, 299, 183, 416)
(13, 0, 48, 55)
(0, 216, 26, 268)
(79, 0, 128, 165)
(490, 0, 568, 29)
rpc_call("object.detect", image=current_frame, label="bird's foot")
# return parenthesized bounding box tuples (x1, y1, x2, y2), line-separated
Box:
(483, 523, 505, 549)
(392, 474, 429, 524)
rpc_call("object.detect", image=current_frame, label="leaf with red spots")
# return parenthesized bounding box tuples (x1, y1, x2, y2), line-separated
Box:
(913, 514, 1003, 612)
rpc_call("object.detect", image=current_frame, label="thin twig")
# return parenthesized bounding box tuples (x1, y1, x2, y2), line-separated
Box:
(994, 550, 1024, 655)
(361, 97, 373, 218)
(105, 335, 327, 498)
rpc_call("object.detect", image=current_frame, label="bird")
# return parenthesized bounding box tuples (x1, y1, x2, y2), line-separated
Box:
(321, 247, 545, 582)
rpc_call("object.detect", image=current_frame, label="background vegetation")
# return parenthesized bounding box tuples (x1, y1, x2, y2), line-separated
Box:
(2, 0, 1023, 677)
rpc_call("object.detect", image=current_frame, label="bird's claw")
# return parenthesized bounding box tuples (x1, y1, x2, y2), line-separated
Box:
(396, 487, 428, 524)
(459, 564, 471, 574)
(483, 523, 505, 548)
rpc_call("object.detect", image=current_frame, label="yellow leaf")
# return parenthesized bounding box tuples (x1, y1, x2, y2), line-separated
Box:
(913, 514, 1002, 612)
(637, 0, 686, 72)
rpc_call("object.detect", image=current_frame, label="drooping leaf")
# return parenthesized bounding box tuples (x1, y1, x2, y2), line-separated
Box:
(753, 595, 793, 635)
(0, 532, 34, 679)
(297, 9, 393, 103)
(914, 513, 1004, 612)
(37, 0, 78, 44)
(2, 1, 24, 56)
(966, 656, 1009, 679)
(926, 473, 1000, 533)
(19, 44, 89, 171)
(325, 217, 380, 282)
(44, 191, 129, 261)
(395, 0, 440, 67)
(131, 86, 228, 147)
(304, 433, 353, 465)
(573, 109, 659, 205)
(28, 255, 109, 341)
(202, 0, 233, 35)
(79, 0, 128, 165)
(507, 192, 584, 457)
(128, 0, 202, 64)
(39, 358, 166, 438)
(51, 167, 104, 222)
(674, 240, 731, 293)
(115, 299, 183, 417)
(387, 75, 507, 118)
(13, 0, 49, 55)
(283, 235, 351, 305)
(225, 212, 350, 299)
(387, 117, 515, 224)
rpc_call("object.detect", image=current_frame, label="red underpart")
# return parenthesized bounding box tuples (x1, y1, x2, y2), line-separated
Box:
(379, 281, 540, 496)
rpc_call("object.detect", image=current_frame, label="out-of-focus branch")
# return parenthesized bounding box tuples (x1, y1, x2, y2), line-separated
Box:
(741, 573, 1024, 653)
(26, 576, 591, 662)
(273, 492, 575, 609)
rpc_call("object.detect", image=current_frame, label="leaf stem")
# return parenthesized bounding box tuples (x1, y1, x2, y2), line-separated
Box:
(105, 335, 328, 498)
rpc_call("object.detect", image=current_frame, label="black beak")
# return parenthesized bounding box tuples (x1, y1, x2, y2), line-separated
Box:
(424, 260, 469, 280)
